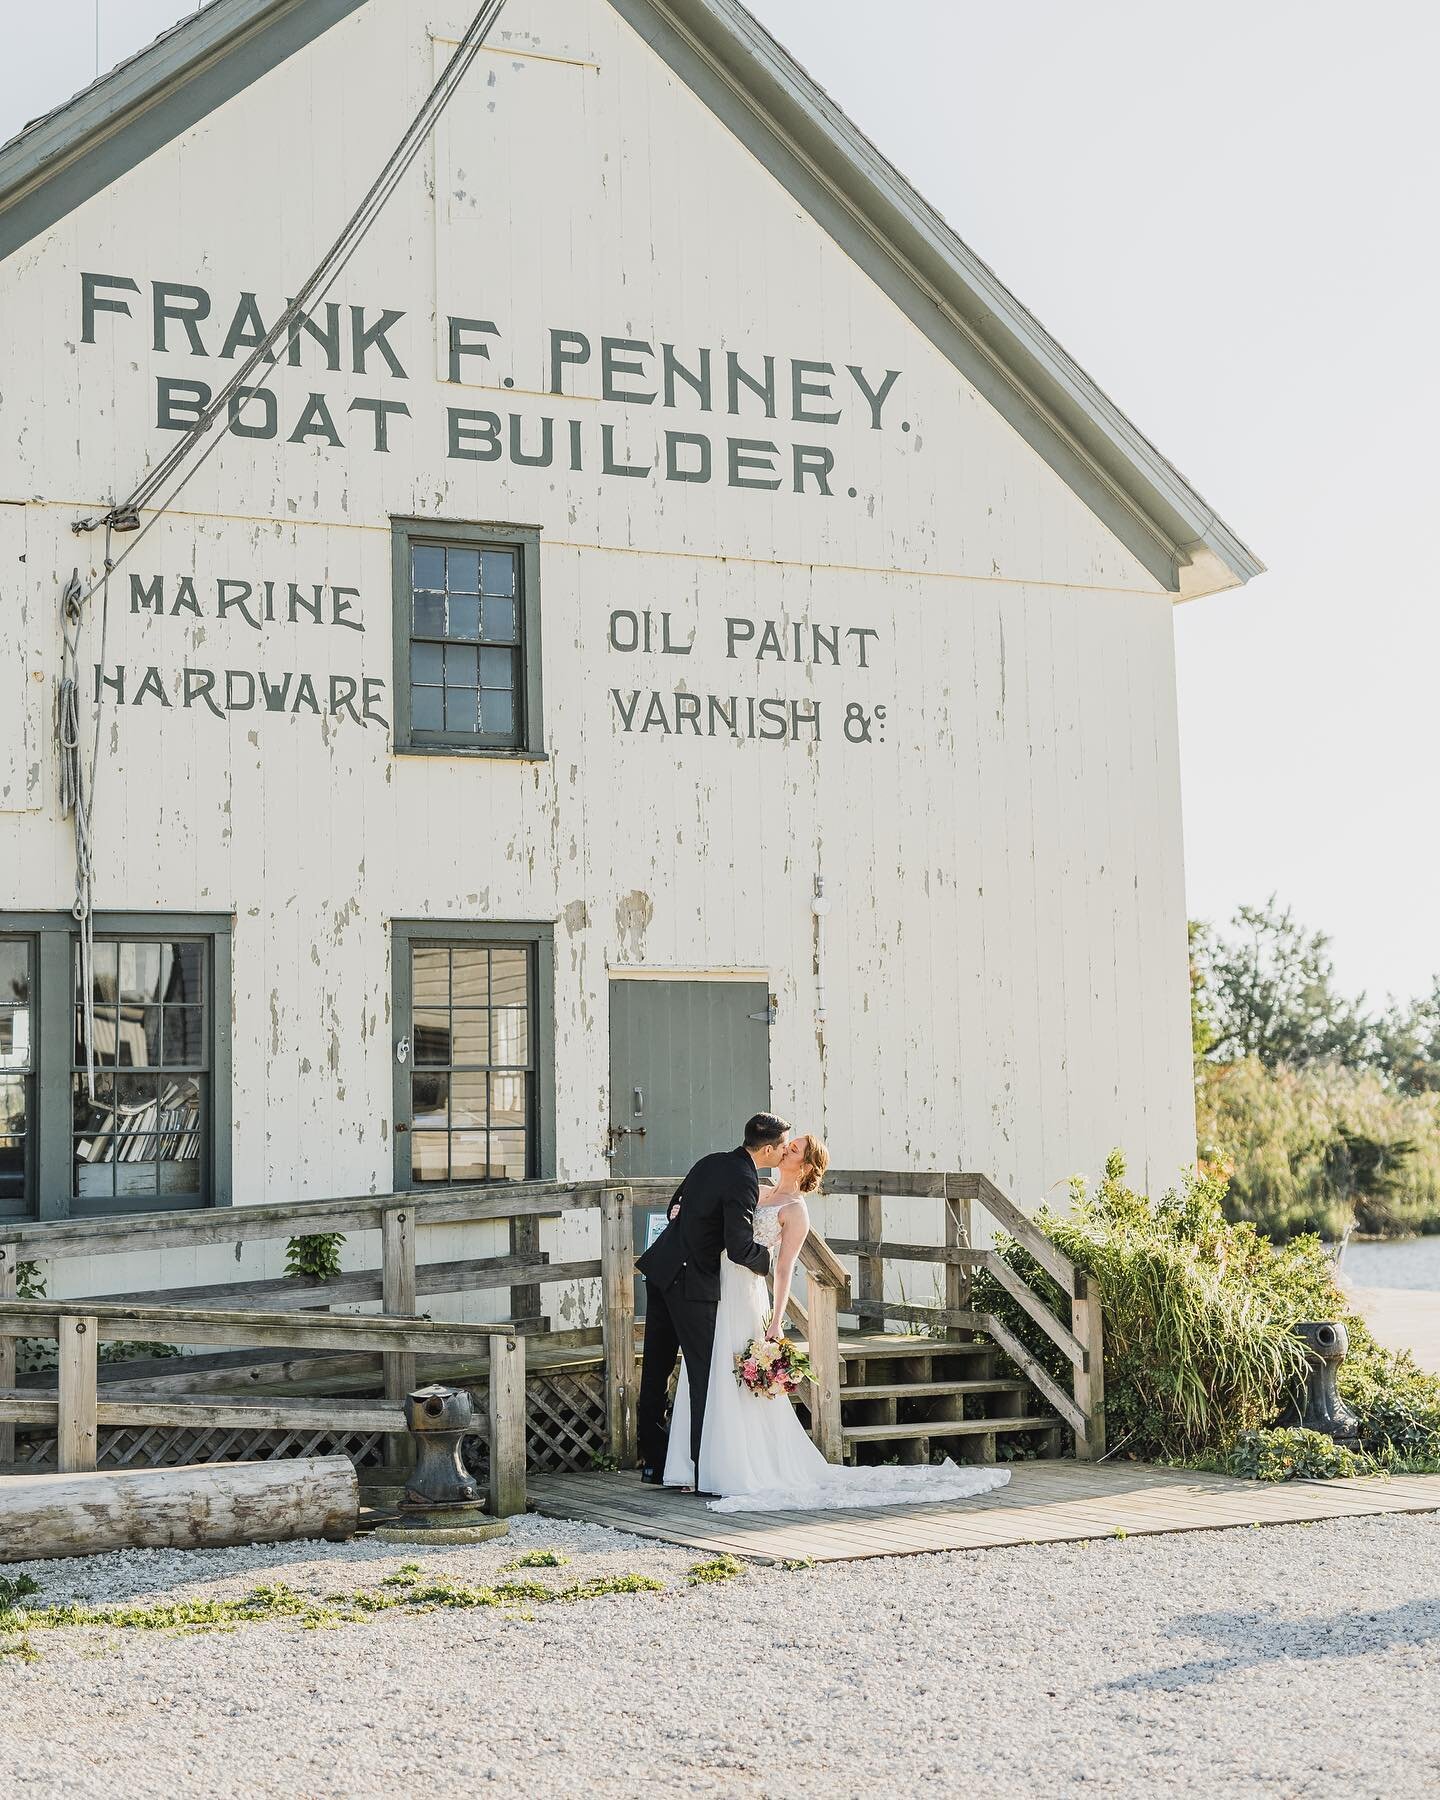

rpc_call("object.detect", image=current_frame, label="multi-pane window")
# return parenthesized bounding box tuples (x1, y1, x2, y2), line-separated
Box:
(407, 942, 534, 1185)
(0, 937, 32, 1215)
(391, 521, 543, 756)
(409, 543, 521, 742)
(73, 939, 208, 1204)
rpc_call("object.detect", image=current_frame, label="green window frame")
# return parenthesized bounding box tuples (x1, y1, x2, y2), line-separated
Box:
(390, 518, 545, 758)
(390, 921, 555, 1191)
(0, 913, 232, 1222)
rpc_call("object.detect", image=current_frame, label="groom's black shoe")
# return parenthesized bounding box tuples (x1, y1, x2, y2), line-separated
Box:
(639, 1466, 666, 1486)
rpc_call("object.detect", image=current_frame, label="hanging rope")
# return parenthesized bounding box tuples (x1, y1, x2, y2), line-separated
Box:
(70, 0, 511, 586)
(57, 0, 511, 1088)
(58, 526, 112, 1096)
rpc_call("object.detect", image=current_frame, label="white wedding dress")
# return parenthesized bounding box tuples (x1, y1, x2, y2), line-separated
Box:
(665, 1200, 1013, 1512)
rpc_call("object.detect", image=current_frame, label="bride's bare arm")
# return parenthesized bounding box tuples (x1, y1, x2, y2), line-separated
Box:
(766, 1202, 809, 1339)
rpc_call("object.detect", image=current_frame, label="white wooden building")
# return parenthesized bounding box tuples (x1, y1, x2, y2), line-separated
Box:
(0, 0, 1260, 1300)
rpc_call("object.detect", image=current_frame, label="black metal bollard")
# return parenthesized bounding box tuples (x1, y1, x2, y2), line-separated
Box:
(1280, 1321, 1361, 1442)
(402, 1382, 480, 1507)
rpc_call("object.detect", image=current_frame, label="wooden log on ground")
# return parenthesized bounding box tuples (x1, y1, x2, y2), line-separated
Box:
(0, 1455, 358, 1563)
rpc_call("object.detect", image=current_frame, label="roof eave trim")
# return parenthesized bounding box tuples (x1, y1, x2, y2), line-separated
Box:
(0, 0, 369, 263)
(633, 0, 1263, 596)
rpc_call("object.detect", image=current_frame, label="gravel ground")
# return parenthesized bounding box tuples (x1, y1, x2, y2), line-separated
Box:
(3, 1508, 1439, 1798)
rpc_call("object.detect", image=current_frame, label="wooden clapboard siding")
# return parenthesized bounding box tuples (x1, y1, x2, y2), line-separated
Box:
(0, 0, 1196, 1311)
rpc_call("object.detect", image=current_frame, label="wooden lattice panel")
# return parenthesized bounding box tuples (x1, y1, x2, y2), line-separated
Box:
(17, 1426, 390, 1470)
(15, 1364, 610, 1476)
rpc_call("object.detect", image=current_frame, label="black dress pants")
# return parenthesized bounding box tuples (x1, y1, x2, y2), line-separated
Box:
(636, 1271, 718, 1476)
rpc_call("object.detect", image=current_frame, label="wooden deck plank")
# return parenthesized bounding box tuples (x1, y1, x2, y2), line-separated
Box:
(526, 1461, 1440, 1564)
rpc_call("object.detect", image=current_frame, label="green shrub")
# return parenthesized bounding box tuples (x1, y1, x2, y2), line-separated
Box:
(285, 1233, 346, 1282)
(1224, 1427, 1369, 1482)
(974, 1149, 1440, 1474)
(1197, 1058, 1440, 1239)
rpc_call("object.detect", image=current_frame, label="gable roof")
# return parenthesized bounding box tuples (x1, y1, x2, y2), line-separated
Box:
(0, 0, 1261, 597)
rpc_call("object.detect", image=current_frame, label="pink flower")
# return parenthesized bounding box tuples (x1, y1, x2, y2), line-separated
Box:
(742, 1359, 759, 1382)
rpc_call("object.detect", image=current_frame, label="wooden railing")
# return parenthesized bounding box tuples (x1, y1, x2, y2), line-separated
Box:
(817, 1170, 1106, 1459)
(0, 1182, 642, 1511)
(0, 1168, 1100, 1496)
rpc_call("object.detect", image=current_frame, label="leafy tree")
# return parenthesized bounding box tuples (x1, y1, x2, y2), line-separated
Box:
(1196, 897, 1373, 1071)
(1375, 978, 1440, 1095)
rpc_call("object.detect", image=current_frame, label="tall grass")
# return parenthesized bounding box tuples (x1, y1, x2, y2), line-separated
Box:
(974, 1150, 1440, 1469)
(1197, 1057, 1440, 1239)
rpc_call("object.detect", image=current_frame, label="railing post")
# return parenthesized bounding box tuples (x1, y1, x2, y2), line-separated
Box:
(1071, 1273, 1106, 1460)
(600, 1186, 637, 1468)
(381, 1204, 417, 1404)
(944, 1189, 973, 1340)
(487, 1329, 526, 1518)
(57, 1314, 97, 1474)
(0, 1245, 16, 1466)
(508, 1213, 545, 1332)
(856, 1192, 883, 1329)
(807, 1282, 844, 1464)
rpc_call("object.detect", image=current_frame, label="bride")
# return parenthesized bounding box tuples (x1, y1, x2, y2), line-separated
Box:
(665, 1133, 1013, 1512)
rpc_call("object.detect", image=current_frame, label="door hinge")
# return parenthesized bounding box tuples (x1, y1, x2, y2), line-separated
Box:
(749, 999, 778, 1025)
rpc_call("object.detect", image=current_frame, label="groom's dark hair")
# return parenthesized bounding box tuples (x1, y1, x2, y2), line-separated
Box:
(743, 1111, 791, 1149)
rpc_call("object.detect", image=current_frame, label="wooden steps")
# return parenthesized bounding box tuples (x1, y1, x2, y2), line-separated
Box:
(834, 1331, 1061, 1465)
(845, 1415, 1061, 1442)
(841, 1380, 1028, 1401)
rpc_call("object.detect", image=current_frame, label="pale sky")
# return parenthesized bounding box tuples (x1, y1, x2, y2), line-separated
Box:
(5, 1, 1437, 1006)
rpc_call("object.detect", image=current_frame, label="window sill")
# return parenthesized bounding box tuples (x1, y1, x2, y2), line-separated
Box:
(393, 744, 549, 763)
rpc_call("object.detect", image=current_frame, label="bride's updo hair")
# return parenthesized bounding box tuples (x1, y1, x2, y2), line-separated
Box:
(795, 1134, 830, 1195)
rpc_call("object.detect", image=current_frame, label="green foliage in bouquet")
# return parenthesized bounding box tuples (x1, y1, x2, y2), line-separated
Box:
(971, 1149, 1440, 1474)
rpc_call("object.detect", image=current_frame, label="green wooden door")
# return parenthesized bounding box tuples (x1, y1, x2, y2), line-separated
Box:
(607, 978, 773, 1275)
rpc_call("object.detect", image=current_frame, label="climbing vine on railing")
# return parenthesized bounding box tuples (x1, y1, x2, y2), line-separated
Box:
(284, 1233, 347, 1282)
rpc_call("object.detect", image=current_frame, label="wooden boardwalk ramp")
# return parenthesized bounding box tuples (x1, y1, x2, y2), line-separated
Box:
(528, 1461, 1440, 1565)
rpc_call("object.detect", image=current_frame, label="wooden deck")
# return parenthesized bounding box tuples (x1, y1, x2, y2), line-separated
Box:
(527, 1460, 1440, 1564)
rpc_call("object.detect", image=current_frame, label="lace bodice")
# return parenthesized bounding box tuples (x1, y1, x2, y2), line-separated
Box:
(752, 1200, 787, 1247)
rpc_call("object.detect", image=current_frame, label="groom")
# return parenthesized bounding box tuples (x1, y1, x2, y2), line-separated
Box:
(634, 1111, 790, 1485)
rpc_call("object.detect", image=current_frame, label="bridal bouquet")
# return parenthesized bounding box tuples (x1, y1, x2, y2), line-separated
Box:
(735, 1335, 816, 1400)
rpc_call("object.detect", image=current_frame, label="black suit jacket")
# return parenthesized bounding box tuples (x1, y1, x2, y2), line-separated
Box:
(635, 1146, 772, 1303)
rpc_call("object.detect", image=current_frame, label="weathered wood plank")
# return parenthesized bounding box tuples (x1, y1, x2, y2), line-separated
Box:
(599, 1187, 637, 1468)
(5, 1181, 601, 1259)
(826, 1239, 986, 1266)
(0, 1457, 357, 1563)
(76, 1250, 588, 1315)
(981, 1312, 1087, 1438)
(843, 1414, 1057, 1442)
(1071, 1271, 1107, 1459)
(799, 1229, 851, 1298)
(945, 1195, 973, 1339)
(842, 1298, 985, 1331)
(954, 1174, 1077, 1295)
(807, 1282, 843, 1464)
(980, 1251, 1086, 1368)
(382, 1203, 418, 1405)
(56, 1315, 98, 1474)
(488, 1332, 526, 1518)
(0, 1390, 404, 1434)
(0, 1299, 548, 1356)
(825, 1171, 949, 1198)
(0, 1244, 14, 1466)
(855, 1193, 883, 1326)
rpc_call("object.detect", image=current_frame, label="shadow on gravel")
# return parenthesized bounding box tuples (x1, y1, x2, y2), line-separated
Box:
(1104, 1598, 1440, 1692)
